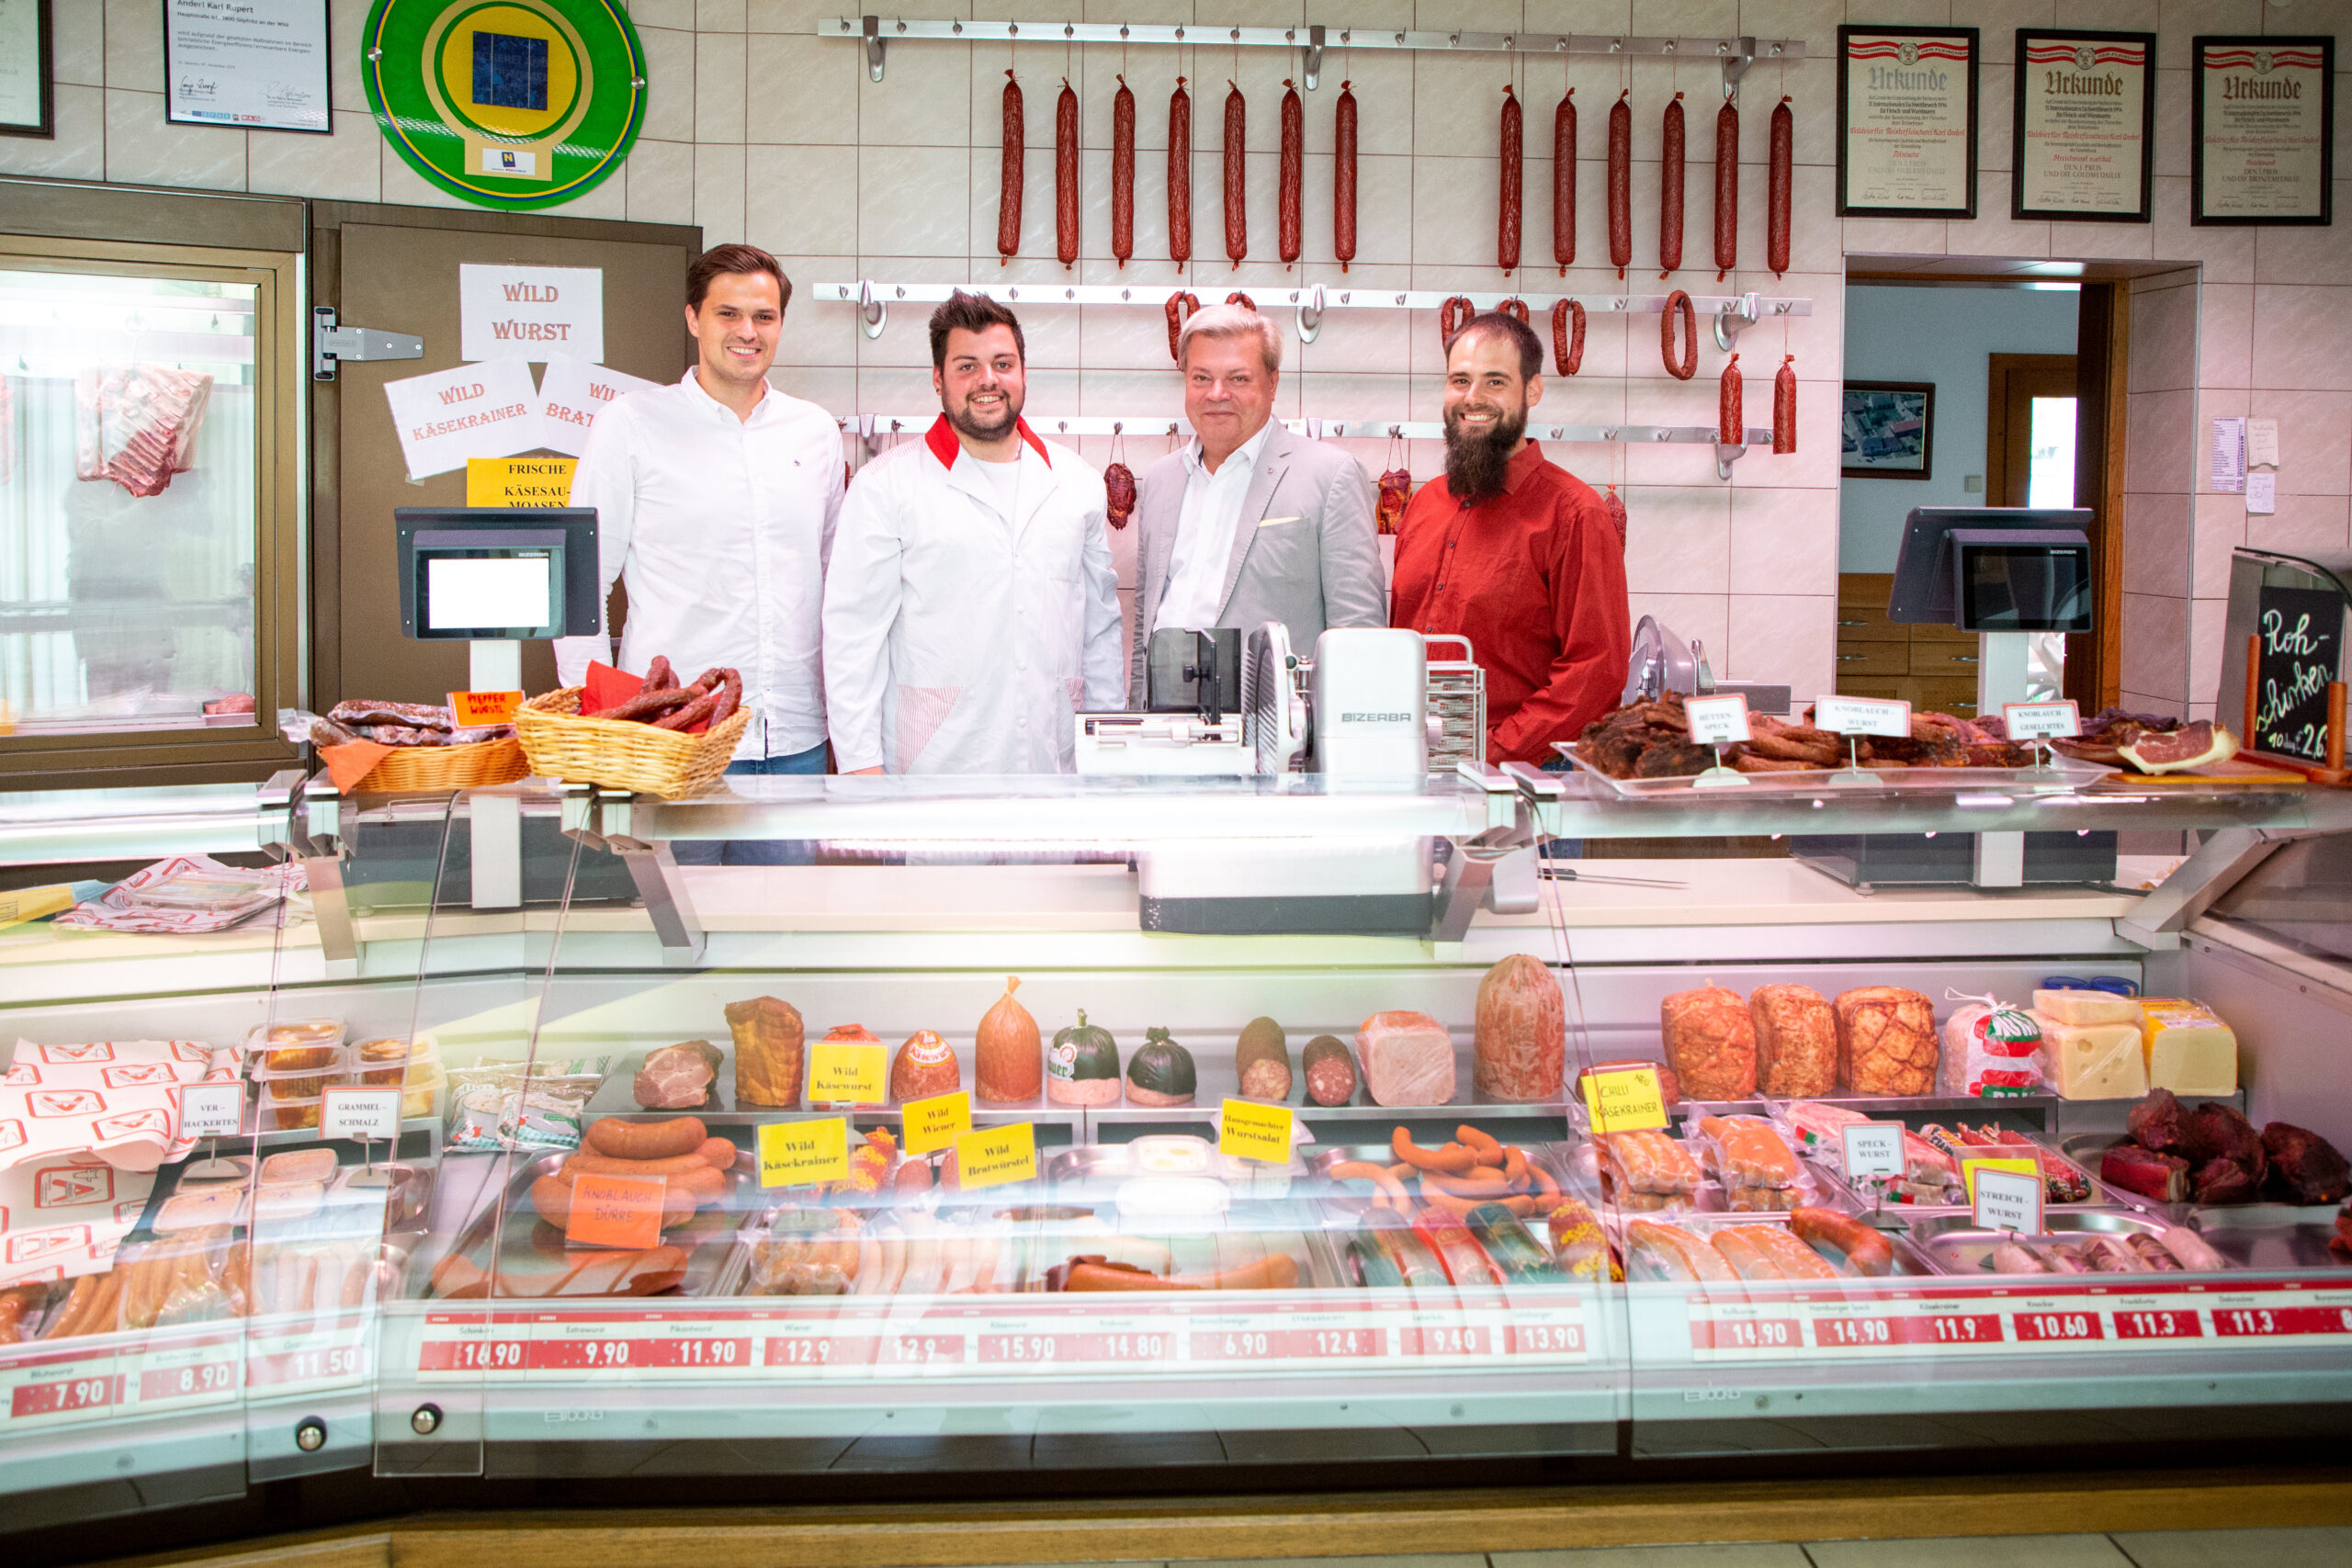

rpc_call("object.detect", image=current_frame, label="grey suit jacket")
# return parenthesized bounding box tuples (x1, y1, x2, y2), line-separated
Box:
(1127, 421, 1387, 705)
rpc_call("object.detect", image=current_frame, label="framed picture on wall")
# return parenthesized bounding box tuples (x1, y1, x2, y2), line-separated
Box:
(2192, 36, 2334, 226)
(164, 0, 333, 134)
(2013, 29, 2156, 222)
(0, 0, 53, 139)
(1838, 25, 1980, 219)
(1841, 382, 1936, 480)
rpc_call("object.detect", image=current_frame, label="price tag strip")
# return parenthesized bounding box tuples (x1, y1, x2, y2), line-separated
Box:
(0, 1310, 372, 1430)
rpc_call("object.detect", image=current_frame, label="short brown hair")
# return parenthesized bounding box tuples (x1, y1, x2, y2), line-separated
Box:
(687, 243, 791, 311)
(1446, 310, 1544, 381)
(1177, 300, 1283, 377)
(929, 289, 1025, 368)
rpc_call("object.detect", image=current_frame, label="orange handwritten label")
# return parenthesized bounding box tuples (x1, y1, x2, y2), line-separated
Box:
(447, 690, 524, 727)
(564, 1172, 665, 1249)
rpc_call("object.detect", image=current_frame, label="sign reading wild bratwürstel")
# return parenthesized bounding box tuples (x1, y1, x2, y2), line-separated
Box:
(362, 0, 645, 210)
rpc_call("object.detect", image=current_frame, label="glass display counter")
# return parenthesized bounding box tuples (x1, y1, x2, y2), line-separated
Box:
(1, 770, 2348, 1522)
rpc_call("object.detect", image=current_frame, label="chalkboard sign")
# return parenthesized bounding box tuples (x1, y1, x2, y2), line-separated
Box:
(2253, 585, 2343, 761)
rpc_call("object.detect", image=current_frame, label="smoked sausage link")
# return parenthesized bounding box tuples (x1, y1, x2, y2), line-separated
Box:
(1105, 463, 1136, 527)
(1608, 91, 1632, 275)
(1719, 353, 1743, 446)
(1498, 85, 1522, 274)
(1112, 75, 1136, 267)
(1056, 79, 1080, 267)
(1662, 288, 1697, 380)
(1335, 81, 1359, 271)
(1659, 91, 1685, 276)
(1440, 296, 1475, 347)
(1279, 79, 1304, 265)
(1768, 96, 1792, 276)
(1224, 81, 1248, 267)
(1169, 78, 1193, 265)
(1714, 97, 1738, 278)
(999, 70, 1023, 264)
(1165, 291, 1200, 362)
(1551, 298, 1586, 377)
(1554, 88, 1575, 272)
(1498, 298, 1529, 325)
(1773, 355, 1798, 454)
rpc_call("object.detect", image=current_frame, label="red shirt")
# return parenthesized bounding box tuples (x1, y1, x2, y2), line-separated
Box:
(1389, 441, 1632, 765)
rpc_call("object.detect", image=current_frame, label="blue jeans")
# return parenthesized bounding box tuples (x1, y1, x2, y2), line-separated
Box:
(670, 742, 827, 866)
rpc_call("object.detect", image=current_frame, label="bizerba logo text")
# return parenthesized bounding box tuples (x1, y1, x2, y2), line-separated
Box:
(1339, 712, 1415, 725)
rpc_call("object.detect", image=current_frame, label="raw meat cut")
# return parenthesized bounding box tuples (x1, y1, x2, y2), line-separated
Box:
(2182, 1101, 2266, 1182)
(1354, 1011, 1454, 1107)
(2127, 1088, 2186, 1152)
(2194, 1157, 2261, 1206)
(2100, 1142, 2189, 1202)
(633, 1040, 721, 1110)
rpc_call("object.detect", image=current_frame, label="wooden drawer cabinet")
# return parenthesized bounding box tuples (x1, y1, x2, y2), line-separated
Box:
(1835, 573, 1980, 717)
(1835, 641, 1912, 677)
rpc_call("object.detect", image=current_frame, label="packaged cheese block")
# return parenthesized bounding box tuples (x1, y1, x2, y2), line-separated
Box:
(2032, 1012, 2149, 1100)
(725, 995, 805, 1108)
(1831, 987, 1938, 1096)
(1747, 984, 1836, 1097)
(1354, 1010, 1455, 1107)
(2032, 987, 2142, 1028)
(1660, 984, 1757, 1100)
(2139, 1001, 2238, 1096)
(1473, 953, 1565, 1101)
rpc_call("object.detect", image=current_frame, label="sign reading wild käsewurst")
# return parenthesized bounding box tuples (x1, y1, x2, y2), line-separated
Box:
(2014, 29, 2154, 221)
(1838, 26, 1979, 219)
(2193, 36, 2335, 225)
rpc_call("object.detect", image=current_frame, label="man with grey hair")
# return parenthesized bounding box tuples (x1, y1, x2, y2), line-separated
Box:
(1128, 300, 1386, 703)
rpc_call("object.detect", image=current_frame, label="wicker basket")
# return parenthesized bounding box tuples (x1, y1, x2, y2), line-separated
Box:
(354, 737, 530, 793)
(514, 687, 750, 799)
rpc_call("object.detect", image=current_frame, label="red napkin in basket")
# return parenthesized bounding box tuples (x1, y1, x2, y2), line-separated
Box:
(581, 661, 713, 733)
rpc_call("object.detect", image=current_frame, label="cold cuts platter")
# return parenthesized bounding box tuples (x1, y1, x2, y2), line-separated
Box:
(1554, 741, 2110, 798)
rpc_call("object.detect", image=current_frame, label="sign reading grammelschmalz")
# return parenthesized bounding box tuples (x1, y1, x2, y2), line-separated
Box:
(2014, 29, 2154, 222)
(1837, 25, 1979, 219)
(362, 0, 646, 211)
(2193, 36, 2335, 226)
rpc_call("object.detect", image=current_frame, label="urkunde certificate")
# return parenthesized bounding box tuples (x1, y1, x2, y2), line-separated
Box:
(2015, 31, 2154, 220)
(1838, 28, 1978, 218)
(2194, 37, 2335, 224)
(165, 0, 331, 134)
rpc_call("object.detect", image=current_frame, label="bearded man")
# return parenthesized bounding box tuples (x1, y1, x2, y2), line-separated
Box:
(1388, 310, 1631, 767)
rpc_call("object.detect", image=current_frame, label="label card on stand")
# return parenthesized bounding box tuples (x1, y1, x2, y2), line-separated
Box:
(1840, 1122, 1906, 1181)
(757, 1118, 849, 1188)
(1971, 1163, 2044, 1235)
(2003, 701, 2081, 740)
(953, 1122, 1037, 1190)
(807, 1043, 888, 1106)
(447, 690, 525, 727)
(1218, 1099, 1295, 1164)
(565, 1172, 665, 1249)
(178, 1082, 245, 1141)
(1684, 694, 1754, 745)
(1579, 1066, 1669, 1134)
(903, 1091, 972, 1156)
(319, 1087, 401, 1142)
(1814, 694, 1913, 738)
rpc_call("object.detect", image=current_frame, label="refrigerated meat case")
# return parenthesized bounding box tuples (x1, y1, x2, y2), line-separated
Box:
(1, 769, 2350, 1524)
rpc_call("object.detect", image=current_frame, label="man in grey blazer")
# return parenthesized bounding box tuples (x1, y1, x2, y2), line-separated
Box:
(1128, 301, 1387, 704)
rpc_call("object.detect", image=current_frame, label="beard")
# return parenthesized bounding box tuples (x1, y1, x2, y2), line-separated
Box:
(946, 385, 1022, 445)
(1442, 401, 1527, 502)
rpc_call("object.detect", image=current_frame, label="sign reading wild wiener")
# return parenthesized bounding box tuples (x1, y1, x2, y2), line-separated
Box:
(1838, 26, 1979, 219)
(2014, 29, 2155, 222)
(2193, 36, 2335, 225)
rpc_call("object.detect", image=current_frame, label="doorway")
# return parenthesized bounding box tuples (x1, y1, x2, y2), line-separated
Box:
(1986, 354, 2078, 508)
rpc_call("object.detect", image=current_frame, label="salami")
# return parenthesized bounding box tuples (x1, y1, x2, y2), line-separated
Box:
(1662, 288, 1696, 380)
(1169, 78, 1193, 265)
(1279, 79, 1303, 266)
(1768, 96, 1792, 276)
(1056, 79, 1080, 268)
(1608, 90, 1632, 276)
(1498, 298, 1529, 324)
(1659, 91, 1685, 276)
(1112, 75, 1136, 268)
(1498, 85, 1522, 274)
(1719, 353, 1743, 446)
(1226, 291, 1255, 310)
(1551, 298, 1585, 376)
(1105, 463, 1136, 528)
(999, 70, 1023, 265)
(1377, 468, 1411, 533)
(1335, 81, 1358, 272)
(1774, 355, 1797, 454)
(1601, 485, 1628, 546)
(1224, 81, 1248, 267)
(1714, 97, 1738, 279)
(1554, 88, 1575, 273)
(1440, 296, 1475, 347)
(1164, 291, 1200, 362)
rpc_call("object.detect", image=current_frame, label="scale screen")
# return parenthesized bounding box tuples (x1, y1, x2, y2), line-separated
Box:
(413, 547, 562, 638)
(1957, 542, 2093, 633)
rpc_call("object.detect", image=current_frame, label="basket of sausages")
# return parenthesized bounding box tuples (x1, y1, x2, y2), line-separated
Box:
(287, 701, 531, 793)
(514, 658, 749, 799)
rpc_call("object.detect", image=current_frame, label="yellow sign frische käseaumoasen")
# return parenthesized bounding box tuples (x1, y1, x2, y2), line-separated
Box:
(466, 456, 575, 506)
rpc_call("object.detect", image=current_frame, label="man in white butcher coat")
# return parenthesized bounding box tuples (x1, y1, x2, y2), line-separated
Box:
(823, 291, 1124, 773)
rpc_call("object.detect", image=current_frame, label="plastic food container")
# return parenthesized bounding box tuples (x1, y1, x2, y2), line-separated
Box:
(259, 1148, 339, 1185)
(259, 1085, 327, 1132)
(399, 1064, 447, 1121)
(354, 1034, 438, 1087)
(247, 1020, 347, 1076)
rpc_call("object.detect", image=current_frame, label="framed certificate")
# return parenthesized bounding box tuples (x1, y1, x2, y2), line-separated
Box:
(164, 0, 333, 134)
(2013, 29, 2155, 222)
(0, 0, 52, 138)
(1838, 26, 1980, 219)
(2193, 36, 2335, 226)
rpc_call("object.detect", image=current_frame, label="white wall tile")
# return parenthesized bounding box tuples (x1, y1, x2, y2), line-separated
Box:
(632, 0, 699, 31)
(330, 0, 368, 108)
(2246, 491, 2352, 561)
(744, 143, 857, 254)
(1623, 484, 1731, 593)
(625, 139, 698, 225)
(105, 89, 244, 189)
(639, 28, 697, 144)
(2130, 280, 2200, 395)
(695, 140, 747, 243)
(2120, 591, 2189, 705)
(247, 115, 380, 202)
(2190, 491, 2245, 600)
(378, 141, 470, 209)
(2251, 285, 2352, 393)
(2255, 186, 2352, 287)
(51, 0, 104, 87)
(695, 29, 749, 143)
(103, 0, 161, 94)
(0, 85, 105, 178)
(1730, 483, 1838, 597)
(746, 35, 860, 145)
(2252, 389, 2352, 496)
(1727, 591, 1836, 696)
(2120, 491, 2191, 598)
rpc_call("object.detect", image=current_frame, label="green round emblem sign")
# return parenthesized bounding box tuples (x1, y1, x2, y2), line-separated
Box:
(363, 0, 646, 210)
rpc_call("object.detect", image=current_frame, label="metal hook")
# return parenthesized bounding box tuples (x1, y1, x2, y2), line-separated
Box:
(1304, 23, 1325, 90)
(864, 15, 885, 82)
(1297, 283, 1325, 344)
(1713, 291, 1760, 352)
(1716, 442, 1745, 480)
(857, 279, 888, 339)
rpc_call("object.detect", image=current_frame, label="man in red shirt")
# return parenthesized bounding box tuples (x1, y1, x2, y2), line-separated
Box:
(1390, 310, 1631, 766)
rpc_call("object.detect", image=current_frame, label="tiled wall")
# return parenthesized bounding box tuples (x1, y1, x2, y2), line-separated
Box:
(10, 0, 2351, 718)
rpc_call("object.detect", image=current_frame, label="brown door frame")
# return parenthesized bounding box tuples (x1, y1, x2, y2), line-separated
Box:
(2070, 282, 2128, 713)
(1984, 353, 2078, 507)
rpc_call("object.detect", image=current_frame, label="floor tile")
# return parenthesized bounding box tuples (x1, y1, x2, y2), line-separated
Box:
(1802, 1535, 2135, 1568)
(1172, 1558, 1485, 1568)
(1495, 1546, 1815, 1567)
(2109, 1527, 2352, 1568)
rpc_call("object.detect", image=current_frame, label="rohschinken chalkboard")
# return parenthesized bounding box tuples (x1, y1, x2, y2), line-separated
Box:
(2254, 585, 2343, 761)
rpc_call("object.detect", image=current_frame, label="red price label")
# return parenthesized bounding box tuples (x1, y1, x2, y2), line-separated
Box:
(418, 1337, 527, 1372)
(1815, 1315, 1898, 1349)
(1917, 1312, 2005, 1346)
(980, 1329, 1179, 1363)
(532, 1337, 750, 1371)
(878, 1333, 966, 1366)
(1190, 1325, 1382, 1361)
(10, 1374, 123, 1418)
(2012, 1310, 2105, 1344)
(1402, 1322, 1501, 1357)
(1507, 1322, 1584, 1356)
(2215, 1304, 2352, 1337)
(1692, 1316, 1801, 1353)
(765, 1334, 872, 1369)
(139, 1359, 236, 1401)
(249, 1343, 365, 1386)
(2114, 1308, 2205, 1341)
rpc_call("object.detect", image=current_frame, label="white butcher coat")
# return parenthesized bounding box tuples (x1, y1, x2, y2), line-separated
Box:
(822, 417, 1125, 773)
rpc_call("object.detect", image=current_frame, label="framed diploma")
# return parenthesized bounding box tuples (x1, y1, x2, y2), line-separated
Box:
(2193, 36, 2334, 226)
(2013, 29, 2154, 222)
(0, 0, 52, 138)
(1838, 26, 1979, 219)
(164, 0, 333, 134)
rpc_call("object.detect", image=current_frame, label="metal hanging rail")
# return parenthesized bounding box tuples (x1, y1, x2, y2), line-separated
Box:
(831, 17, 1804, 93)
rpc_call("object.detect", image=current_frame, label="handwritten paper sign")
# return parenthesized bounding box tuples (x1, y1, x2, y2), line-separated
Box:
(1970, 1162, 2044, 1235)
(1815, 694, 1913, 737)
(566, 1172, 665, 1249)
(2254, 585, 2342, 761)
(1684, 694, 1753, 745)
(447, 690, 524, 727)
(1840, 1122, 1906, 1181)
(1579, 1066, 1669, 1134)
(2002, 700, 2081, 741)
(319, 1087, 400, 1142)
(459, 265, 605, 365)
(902, 1091, 972, 1156)
(177, 1082, 244, 1141)
(1218, 1099, 1295, 1164)
(534, 355, 656, 457)
(381, 358, 543, 479)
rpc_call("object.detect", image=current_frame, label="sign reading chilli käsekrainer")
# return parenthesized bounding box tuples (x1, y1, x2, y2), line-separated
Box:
(2193, 36, 2335, 225)
(1838, 26, 1979, 219)
(2014, 29, 2154, 221)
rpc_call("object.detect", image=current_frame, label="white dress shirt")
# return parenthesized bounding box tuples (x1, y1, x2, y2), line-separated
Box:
(1154, 421, 1273, 634)
(553, 370, 843, 760)
(822, 417, 1124, 773)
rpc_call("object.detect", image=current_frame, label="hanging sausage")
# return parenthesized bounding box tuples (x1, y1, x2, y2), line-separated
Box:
(1608, 91, 1632, 277)
(1279, 79, 1304, 267)
(1111, 75, 1136, 268)
(1554, 87, 1575, 273)
(1334, 80, 1358, 272)
(1774, 355, 1798, 454)
(1719, 354, 1743, 446)
(1498, 85, 1522, 275)
(1713, 96, 1738, 280)
(1661, 289, 1697, 380)
(1169, 77, 1193, 266)
(1224, 82, 1248, 267)
(1056, 79, 1080, 268)
(1768, 96, 1792, 276)
(1551, 299, 1586, 376)
(998, 69, 1023, 265)
(1658, 91, 1685, 276)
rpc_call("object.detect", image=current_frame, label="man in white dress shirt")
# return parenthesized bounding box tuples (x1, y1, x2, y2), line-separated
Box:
(823, 291, 1123, 773)
(554, 243, 842, 861)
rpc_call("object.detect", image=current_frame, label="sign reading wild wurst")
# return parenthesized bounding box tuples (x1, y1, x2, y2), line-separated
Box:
(2193, 36, 2335, 225)
(1838, 26, 1979, 219)
(2014, 29, 2154, 221)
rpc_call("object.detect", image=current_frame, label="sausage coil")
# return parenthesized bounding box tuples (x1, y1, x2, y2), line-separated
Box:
(1111, 75, 1136, 267)
(1055, 79, 1080, 267)
(1662, 288, 1696, 380)
(998, 70, 1023, 264)
(1551, 298, 1586, 376)
(1553, 88, 1576, 272)
(1440, 295, 1475, 347)
(1164, 291, 1200, 362)
(1498, 85, 1522, 274)
(1498, 298, 1530, 325)
(1279, 79, 1304, 265)
(1334, 81, 1359, 271)
(1659, 91, 1685, 276)
(1169, 78, 1193, 265)
(1714, 97, 1738, 279)
(1719, 353, 1743, 446)
(1608, 90, 1632, 276)
(1773, 355, 1797, 454)
(1768, 96, 1792, 276)
(1226, 291, 1255, 311)
(1223, 81, 1248, 267)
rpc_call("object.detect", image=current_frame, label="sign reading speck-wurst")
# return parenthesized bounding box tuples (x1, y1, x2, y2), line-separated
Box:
(1838, 26, 1979, 219)
(2014, 30, 2154, 221)
(2194, 36, 2335, 225)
